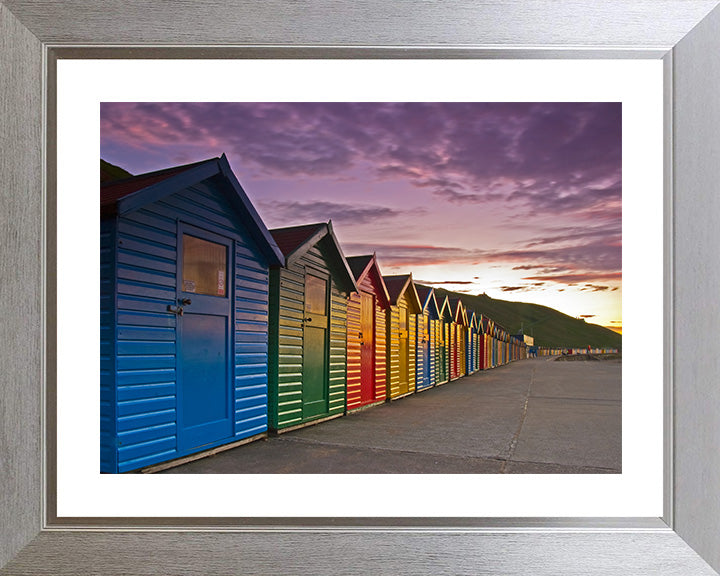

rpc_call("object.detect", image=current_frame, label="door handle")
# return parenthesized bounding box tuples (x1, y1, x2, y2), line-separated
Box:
(167, 304, 184, 316)
(303, 317, 312, 323)
(179, 298, 192, 306)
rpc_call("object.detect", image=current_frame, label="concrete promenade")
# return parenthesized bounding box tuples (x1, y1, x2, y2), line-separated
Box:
(159, 356, 621, 474)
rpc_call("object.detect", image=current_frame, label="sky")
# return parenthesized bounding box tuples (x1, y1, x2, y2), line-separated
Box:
(101, 102, 622, 333)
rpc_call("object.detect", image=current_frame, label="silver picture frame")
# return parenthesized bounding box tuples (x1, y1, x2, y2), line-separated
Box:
(2, 1, 720, 573)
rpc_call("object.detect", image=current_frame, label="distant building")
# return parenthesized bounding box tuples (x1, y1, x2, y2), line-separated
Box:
(516, 332, 534, 347)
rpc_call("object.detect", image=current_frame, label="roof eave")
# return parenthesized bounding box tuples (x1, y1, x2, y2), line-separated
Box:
(399, 274, 422, 314)
(281, 225, 329, 265)
(281, 222, 358, 295)
(420, 288, 441, 318)
(325, 221, 358, 295)
(115, 158, 220, 217)
(355, 254, 391, 309)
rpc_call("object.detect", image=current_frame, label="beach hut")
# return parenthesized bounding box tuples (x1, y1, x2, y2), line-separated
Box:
(491, 324, 499, 368)
(501, 327, 509, 365)
(487, 318, 495, 369)
(503, 328, 510, 364)
(477, 315, 487, 370)
(415, 285, 441, 392)
(498, 326, 506, 366)
(448, 298, 468, 380)
(383, 274, 422, 400)
(465, 309, 478, 375)
(100, 155, 284, 473)
(345, 254, 390, 411)
(511, 334, 525, 361)
(435, 295, 453, 385)
(473, 312, 482, 372)
(267, 222, 356, 432)
(496, 327, 503, 365)
(474, 314, 481, 372)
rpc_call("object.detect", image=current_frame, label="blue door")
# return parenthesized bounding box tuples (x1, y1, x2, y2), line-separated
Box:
(176, 224, 233, 452)
(467, 332, 472, 372)
(422, 336, 431, 388)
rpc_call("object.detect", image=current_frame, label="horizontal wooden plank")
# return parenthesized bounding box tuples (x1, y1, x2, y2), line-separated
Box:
(117, 310, 175, 328)
(122, 208, 176, 234)
(117, 448, 178, 474)
(117, 396, 176, 417)
(117, 355, 175, 371)
(118, 341, 175, 356)
(234, 373, 268, 387)
(117, 280, 175, 301)
(117, 422, 176, 447)
(117, 250, 175, 274)
(117, 409, 176, 433)
(117, 325, 175, 342)
(117, 382, 176, 402)
(118, 220, 176, 247)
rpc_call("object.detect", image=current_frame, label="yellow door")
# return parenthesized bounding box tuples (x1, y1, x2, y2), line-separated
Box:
(398, 305, 409, 395)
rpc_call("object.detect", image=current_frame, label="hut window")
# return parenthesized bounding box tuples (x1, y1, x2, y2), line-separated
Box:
(182, 234, 227, 297)
(305, 274, 328, 315)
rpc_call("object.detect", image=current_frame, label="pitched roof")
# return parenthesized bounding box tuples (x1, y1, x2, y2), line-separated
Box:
(448, 297, 468, 325)
(99, 155, 284, 267)
(466, 308, 477, 328)
(384, 274, 412, 304)
(415, 284, 440, 318)
(382, 274, 422, 313)
(344, 254, 390, 308)
(415, 285, 433, 302)
(269, 223, 326, 258)
(269, 221, 357, 295)
(100, 157, 213, 212)
(438, 295, 453, 321)
(346, 254, 374, 281)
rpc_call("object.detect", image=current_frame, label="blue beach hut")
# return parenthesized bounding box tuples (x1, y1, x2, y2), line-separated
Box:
(415, 285, 441, 392)
(465, 309, 478, 375)
(100, 155, 284, 473)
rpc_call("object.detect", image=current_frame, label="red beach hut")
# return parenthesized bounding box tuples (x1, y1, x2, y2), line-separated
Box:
(345, 254, 391, 411)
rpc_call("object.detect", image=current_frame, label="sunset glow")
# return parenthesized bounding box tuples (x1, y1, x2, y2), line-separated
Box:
(101, 102, 622, 331)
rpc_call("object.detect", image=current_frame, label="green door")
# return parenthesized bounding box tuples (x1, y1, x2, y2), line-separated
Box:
(302, 271, 329, 419)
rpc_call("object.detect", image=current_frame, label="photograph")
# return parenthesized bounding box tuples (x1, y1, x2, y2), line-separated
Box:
(4, 2, 720, 574)
(100, 102, 622, 475)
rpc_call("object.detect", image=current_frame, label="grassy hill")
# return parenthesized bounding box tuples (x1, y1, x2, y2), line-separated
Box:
(428, 286, 622, 350)
(101, 159, 132, 183)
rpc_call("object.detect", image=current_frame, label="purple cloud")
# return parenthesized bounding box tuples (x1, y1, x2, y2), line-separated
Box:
(101, 101, 622, 327)
(102, 102, 621, 223)
(257, 200, 407, 226)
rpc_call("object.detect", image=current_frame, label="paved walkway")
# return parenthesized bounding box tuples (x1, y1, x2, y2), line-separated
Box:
(159, 356, 621, 474)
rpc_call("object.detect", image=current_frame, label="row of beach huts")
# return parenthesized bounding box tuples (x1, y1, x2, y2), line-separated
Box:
(100, 155, 612, 473)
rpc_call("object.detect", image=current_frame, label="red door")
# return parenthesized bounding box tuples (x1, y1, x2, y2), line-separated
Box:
(359, 292, 375, 405)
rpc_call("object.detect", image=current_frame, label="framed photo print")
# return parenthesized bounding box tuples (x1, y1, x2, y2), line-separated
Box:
(1, 1, 720, 574)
